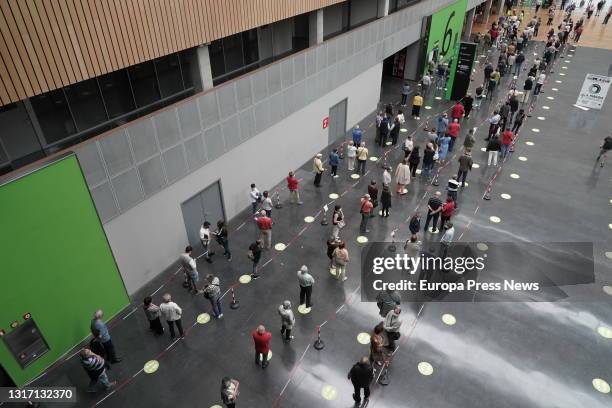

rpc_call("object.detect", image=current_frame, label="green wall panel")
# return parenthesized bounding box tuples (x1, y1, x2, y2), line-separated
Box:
(0, 155, 129, 386)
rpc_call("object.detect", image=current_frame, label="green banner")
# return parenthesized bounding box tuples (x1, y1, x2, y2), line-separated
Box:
(424, 0, 468, 99)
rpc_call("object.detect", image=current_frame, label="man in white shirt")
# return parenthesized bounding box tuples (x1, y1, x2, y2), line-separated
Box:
(440, 222, 455, 258)
(346, 141, 357, 171)
(180, 246, 201, 293)
(249, 183, 261, 214)
(159, 294, 183, 339)
(534, 73, 546, 95)
(261, 190, 273, 217)
(199, 221, 214, 263)
(486, 111, 501, 140)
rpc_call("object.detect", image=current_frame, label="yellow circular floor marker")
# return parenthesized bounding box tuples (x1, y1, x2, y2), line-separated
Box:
(609, 223, 612, 229)
(424, 105, 432, 110)
(274, 243, 286, 251)
(144, 360, 159, 374)
(592, 378, 610, 394)
(321, 384, 338, 400)
(415, 169, 422, 175)
(417, 362, 434, 376)
(328, 193, 339, 199)
(239, 274, 252, 284)
(369, 156, 379, 161)
(542, 106, 550, 110)
(472, 163, 480, 168)
(197, 313, 211, 324)
(597, 326, 612, 339)
(480, 147, 487, 152)
(351, 173, 360, 179)
(525, 141, 534, 146)
(463, 182, 469, 187)
(304, 216, 315, 223)
(547, 96, 555, 100)
(562, 66, 568, 69)
(476, 243, 489, 251)
(559, 73, 566, 76)
(210, 405, 223, 408)
(357, 332, 371, 344)
(400, 128, 408, 133)
(501, 193, 511, 200)
(428, 228, 440, 234)
(605, 252, 612, 259)
(489, 216, 501, 223)
(356, 236, 368, 244)
(555, 80, 562, 83)
(518, 156, 528, 161)
(510, 173, 520, 179)
(537, 116, 546, 121)
(435, 96, 442, 100)
(532, 128, 540, 132)
(385, 141, 392, 146)
(442, 314, 456, 326)
(603, 286, 612, 296)
(552, 88, 559, 91)
(298, 304, 312, 314)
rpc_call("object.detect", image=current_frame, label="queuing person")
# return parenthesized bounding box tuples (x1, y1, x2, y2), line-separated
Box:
(249, 183, 261, 214)
(421, 72, 431, 93)
(436, 113, 449, 137)
(483, 62, 494, 85)
(252, 325, 272, 369)
(401, 81, 410, 105)
(359, 194, 373, 233)
(332, 242, 350, 281)
(356, 143, 369, 175)
(370, 323, 385, 368)
(254, 210, 273, 249)
(180, 246, 200, 293)
(347, 357, 374, 406)
(326, 237, 342, 269)
(457, 150, 473, 187)
(440, 197, 455, 230)
(204, 274, 223, 319)
(486, 110, 501, 141)
(394, 159, 411, 195)
(313, 153, 324, 187)
(463, 93, 474, 118)
(383, 165, 392, 185)
(248, 239, 263, 279)
(215, 220, 232, 261)
(367, 181, 379, 216)
(286, 171, 303, 205)
(474, 85, 484, 110)
(447, 118, 461, 152)
(329, 149, 340, 178)
(220, 377, 239, 408)
(297, 265, 315, 308)
(352, 125, 362, 146)
(278, 301, 295, 341)
(90, 310, 121, 363)
(534, 72, 546, 95)
(409, 213, 421, 241)
(447, 175, 460, 205)
(463, 128, 476, 151)
(389, 116, 401, 145)
(159, 294, 184, 339)
(261, 191, 273, 217)
(412, 92, 423, 119)
(378, 114, 390, 146)
(509, 92, 520, 123)
(346, 141, 357, 171)
(384, 306, 402, 350)
(331, 205, 345, 239)
(501, 129, 514, 159)
(440, 222, 455, 258)
(80, 348, 115, 392)
(487, 134, 502, 166)
(487, 69, 500, 99)
(380, 185, 392, 218)
(451, 101, 465, 121)
(512, 109, 526, 133)
(408, 146, 421, 177)
(376, 289, 401, 318)
(424, 191, 443, 233)
(200, 221, 215, 263)
(499, 102, 511, 130)
(143, 296, 164, 335)
(421, 143, 436, 180)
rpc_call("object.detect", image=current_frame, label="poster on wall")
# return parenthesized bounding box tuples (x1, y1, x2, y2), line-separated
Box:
(449, 42, 477, 100)
(575, 74, 611, 110)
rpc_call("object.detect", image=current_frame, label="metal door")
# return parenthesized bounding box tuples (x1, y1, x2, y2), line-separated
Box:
(181, 181, 226, 253)
(328, 98, 347, 144)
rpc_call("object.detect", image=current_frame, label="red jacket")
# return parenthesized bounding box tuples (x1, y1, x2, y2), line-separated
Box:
(442, 201, 455, 217)
(451, 104, 464, 119)
(447, 122, 461, 138)
(501, 130, 513, 145)
(287, 176, 299, 191)
(252, 330, 272, 353)
(256, 217, 273, 230)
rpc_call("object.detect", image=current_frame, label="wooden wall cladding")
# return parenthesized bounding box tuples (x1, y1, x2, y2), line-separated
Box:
(0, 0, 345, 105)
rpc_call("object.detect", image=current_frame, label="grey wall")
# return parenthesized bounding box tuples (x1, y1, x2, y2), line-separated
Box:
(350, 0, 379, 27)
(73, 0, 472, 294)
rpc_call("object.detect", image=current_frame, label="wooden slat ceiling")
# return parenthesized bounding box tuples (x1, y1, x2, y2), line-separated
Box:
(0, 0, 344, 106)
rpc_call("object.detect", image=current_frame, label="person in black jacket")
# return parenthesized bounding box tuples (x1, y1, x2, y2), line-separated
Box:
(389, 116, 401, 145)
(512, 109, 526, 133)
(409, 213, 421, 241)
(408, 146, 421, 177)
(380, 184, 392, 217)
(463, 93, 474, 118)
(348, 357, 374, 406)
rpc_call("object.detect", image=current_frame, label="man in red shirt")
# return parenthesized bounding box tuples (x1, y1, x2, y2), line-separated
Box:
(254, 210, 273, 249)
(451, 102, 464, 121)
(500, 129, 513, 159)
(252, 325, 272, 368)
(286, 171, 303, 205)
(446, 119, 461, 152)
(359, 194, 373, 233)
(439, 197, 455, 230)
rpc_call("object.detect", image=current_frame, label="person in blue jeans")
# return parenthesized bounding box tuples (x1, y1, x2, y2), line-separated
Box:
(204, 274, 224, 318)
(329, 149, 340, 177)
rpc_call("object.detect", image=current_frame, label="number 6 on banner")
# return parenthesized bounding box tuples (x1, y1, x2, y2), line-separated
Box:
(442, 11, 456, 57)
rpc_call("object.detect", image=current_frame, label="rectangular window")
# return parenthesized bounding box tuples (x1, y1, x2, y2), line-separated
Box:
(242, 29, 259, 65)
(30, 89, 76, 144)
(155, 54, 184, 98)
(209, 40, 225, 78)
(128, 61, 161, 107)
(179, 48, 198, 89)
(98, 70, 136, 118)
(64, 78, 109, 131)
(223, 34, 244, 73)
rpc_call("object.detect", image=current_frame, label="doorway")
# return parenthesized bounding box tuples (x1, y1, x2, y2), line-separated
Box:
(181, 181, 226, 254)
(328, 98, 347, 144)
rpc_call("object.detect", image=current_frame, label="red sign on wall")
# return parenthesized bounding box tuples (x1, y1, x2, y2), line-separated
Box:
(322, 117, 329, 129)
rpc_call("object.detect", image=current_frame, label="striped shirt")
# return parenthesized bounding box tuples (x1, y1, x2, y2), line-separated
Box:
(82, 354, 105, 373)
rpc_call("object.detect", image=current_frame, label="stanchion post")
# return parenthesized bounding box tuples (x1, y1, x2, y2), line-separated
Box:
(314, 325, 325, 350)
(274, 190, 282, 209)
(378, 360, 390, 386)
(320, 204, 329, 226)
(230, 287, 240, 309)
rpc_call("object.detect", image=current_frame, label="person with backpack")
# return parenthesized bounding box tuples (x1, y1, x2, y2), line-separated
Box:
(204, 274, 223, 319)
(332, 242, 350, 281)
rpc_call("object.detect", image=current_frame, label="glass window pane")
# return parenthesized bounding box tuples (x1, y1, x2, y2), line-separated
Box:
(209, 40, 225, 78)
(155, 54, 184, 97)
(30, 89, 76, 144)
(99, 70, 136, 118)
(64, 79, 109, 131)
(223, 34, 244, 73)
(179, 48, 197, 89)
(127, 61, 161, 107)
(242, 29, 259, 65)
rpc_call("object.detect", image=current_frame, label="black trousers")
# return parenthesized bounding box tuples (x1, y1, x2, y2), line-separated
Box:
(412, 105, 421, 117)
(511, 121, 523, 133)
(401, 94, 408, 105)
(331, 165, 338, 176)
(255, 351, 268, 367)
(281, 325, 292, 340)
(424, 212, 440, 232)
(101, 339, 118, 362)
(167, 319, 184, 338)
(149, 317, 164, 335)
(314, 171, 322, 186)
(409, 162, 418, 177)
(299, 285, 312, 308)
(457, 170, 468, 186)
(352, 382, 371, 403)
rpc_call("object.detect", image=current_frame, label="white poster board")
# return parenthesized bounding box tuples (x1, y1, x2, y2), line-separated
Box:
(575, 73, 611, 110)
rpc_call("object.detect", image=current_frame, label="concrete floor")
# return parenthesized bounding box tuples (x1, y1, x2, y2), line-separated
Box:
(21, 42, 612, 408)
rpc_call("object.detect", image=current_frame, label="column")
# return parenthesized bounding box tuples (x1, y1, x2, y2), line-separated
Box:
(403, 41, 421, 81)
(309, 9, 323, 46)
(377, 0, 389, 18)
(483, 0, 492, 26)
(463, 8, 476, 41)
(197, 45, 214, 91)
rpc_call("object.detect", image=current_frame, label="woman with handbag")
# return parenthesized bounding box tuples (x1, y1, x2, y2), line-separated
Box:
(394, 159, 411, 195)
(332, 242, 349, 281)
(331, 205, 345, 239)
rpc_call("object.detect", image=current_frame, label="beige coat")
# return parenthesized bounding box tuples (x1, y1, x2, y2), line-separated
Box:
(394, 163, 411, 185)
(313, 157, 324, 173)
